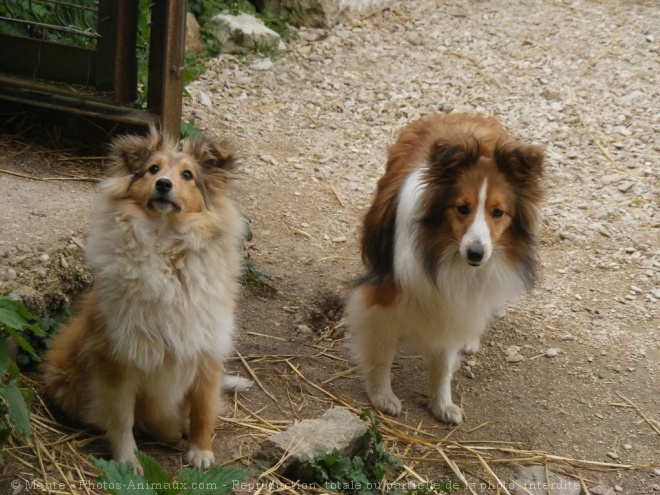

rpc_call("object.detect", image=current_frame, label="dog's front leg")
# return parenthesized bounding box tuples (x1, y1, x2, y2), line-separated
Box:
(425, 348, 463, 425)
(90, 369, 142, 475)
(184, 360, 221, 469)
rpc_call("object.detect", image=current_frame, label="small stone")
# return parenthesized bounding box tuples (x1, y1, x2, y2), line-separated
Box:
(196, 89, 212, 107)
(504, 346, 520, 356)
(297, 324, 313, 335)
(37, 269, 47, 279)
(7, 269, 17, 280)
(506, 354, 525, 363)
(0, 271, 8, 281)
(607, 451, 619, 460)
(60, 257, 69, 269)
(251, 58, 273, 71)
(654, 468, 660, 476)
(653, 484, 660, 492)
(617, 181, 634, 193)
(39, 253, 49, 264)
(623, 444, 632, 450)
(590, 486, 615, 495)
(515, 466, 580, 495)
(331, 236, 347, 243)
(545, 348, 561, 358)
(614, 486, 623, 492)
(559, 333, 574, 341)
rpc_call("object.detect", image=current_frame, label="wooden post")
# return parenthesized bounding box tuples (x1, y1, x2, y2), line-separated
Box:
(148, 0, 187, 139)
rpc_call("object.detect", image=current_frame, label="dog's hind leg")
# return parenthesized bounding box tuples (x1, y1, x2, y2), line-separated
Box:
(184, 360, 221, 470)
(425, 347, 463, 425)
(347, 289, 402, 416)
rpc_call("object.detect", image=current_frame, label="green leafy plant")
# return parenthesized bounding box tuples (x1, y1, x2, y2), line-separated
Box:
(0, 295, 48, 463)
(306, 410, 403, 495)
(0, 0, 98, 47)
(307, 411, 460, 495)
(258, 8, 299, 42)
(93, 451, 252, 495)
(180, 118, 205, 140)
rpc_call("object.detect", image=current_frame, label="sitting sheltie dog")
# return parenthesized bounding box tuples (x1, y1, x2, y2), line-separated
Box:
(42, 126, 248, 473)
(346, 113, 544, 425)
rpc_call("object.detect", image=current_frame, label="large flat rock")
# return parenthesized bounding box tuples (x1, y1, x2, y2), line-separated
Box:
(257, 407, 370, 481)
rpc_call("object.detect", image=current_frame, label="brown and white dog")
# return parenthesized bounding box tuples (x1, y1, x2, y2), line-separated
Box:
(346, 113, 544, 425)
(42, 127, 249, 473)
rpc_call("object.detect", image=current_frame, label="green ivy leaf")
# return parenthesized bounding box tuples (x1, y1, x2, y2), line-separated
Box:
(0, 338, 10, 376)
(92, 456, 158, 495)
(1, 326, 37, 359)
(134, 451, 179, 495)
(0, 379, 31, 437)
(179, 465, 252, 495)
(0, 296, 35, 330)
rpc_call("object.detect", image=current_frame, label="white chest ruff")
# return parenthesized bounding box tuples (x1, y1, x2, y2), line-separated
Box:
(392, 168, 526, 350)
(87, 211, 239, 371)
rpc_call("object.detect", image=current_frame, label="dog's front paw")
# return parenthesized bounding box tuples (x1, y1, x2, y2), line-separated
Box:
(116, 452, 144, 476)
(369, 390, 402, 416)
(462, 338, 481, 355)
(184, 447, 215, 470)
(493, 305, 507, 319)
(431, 402, 463, 425)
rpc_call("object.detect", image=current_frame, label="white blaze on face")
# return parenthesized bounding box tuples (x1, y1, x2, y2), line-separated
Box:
(460, 178, 492, 266)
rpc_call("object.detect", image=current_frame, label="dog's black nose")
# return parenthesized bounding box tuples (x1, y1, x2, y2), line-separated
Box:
(155, 178, 172, 193)
(467, 246, 484, 263)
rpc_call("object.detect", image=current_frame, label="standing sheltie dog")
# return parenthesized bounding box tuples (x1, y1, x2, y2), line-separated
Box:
(346, 113, 544, 425)
(42, 126, 248, 473)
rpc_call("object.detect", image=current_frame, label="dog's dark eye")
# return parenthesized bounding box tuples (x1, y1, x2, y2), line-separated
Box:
(148, 165, 160, 175)
(457, 205, 470, 215)
(182, 170, 193, 181)
(492, 208, 504, 218)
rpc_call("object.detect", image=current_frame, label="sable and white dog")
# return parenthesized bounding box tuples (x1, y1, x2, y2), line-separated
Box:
(346, 113, 544, 425)
(42, 127, 249, 473)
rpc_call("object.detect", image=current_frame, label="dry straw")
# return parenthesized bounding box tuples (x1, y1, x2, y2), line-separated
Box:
(6, 348, 659, 495)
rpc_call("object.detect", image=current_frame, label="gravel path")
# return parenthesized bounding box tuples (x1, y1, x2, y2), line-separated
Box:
(187, 2, 659, 359)
(0, 0, 657, 492)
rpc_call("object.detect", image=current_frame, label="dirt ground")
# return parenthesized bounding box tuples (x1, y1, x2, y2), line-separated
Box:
(0, 0, 659, 494)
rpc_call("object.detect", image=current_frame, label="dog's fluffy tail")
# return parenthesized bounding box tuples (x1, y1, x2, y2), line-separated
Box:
(222, 375, 253, 392)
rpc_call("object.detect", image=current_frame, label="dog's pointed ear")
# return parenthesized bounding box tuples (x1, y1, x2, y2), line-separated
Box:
(182, 137, 237, 172)
(428, 136, 481, 179)
(495, 141, 545, 184)
(108, 125, 164, 176)
(496, 140, 545, 241)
